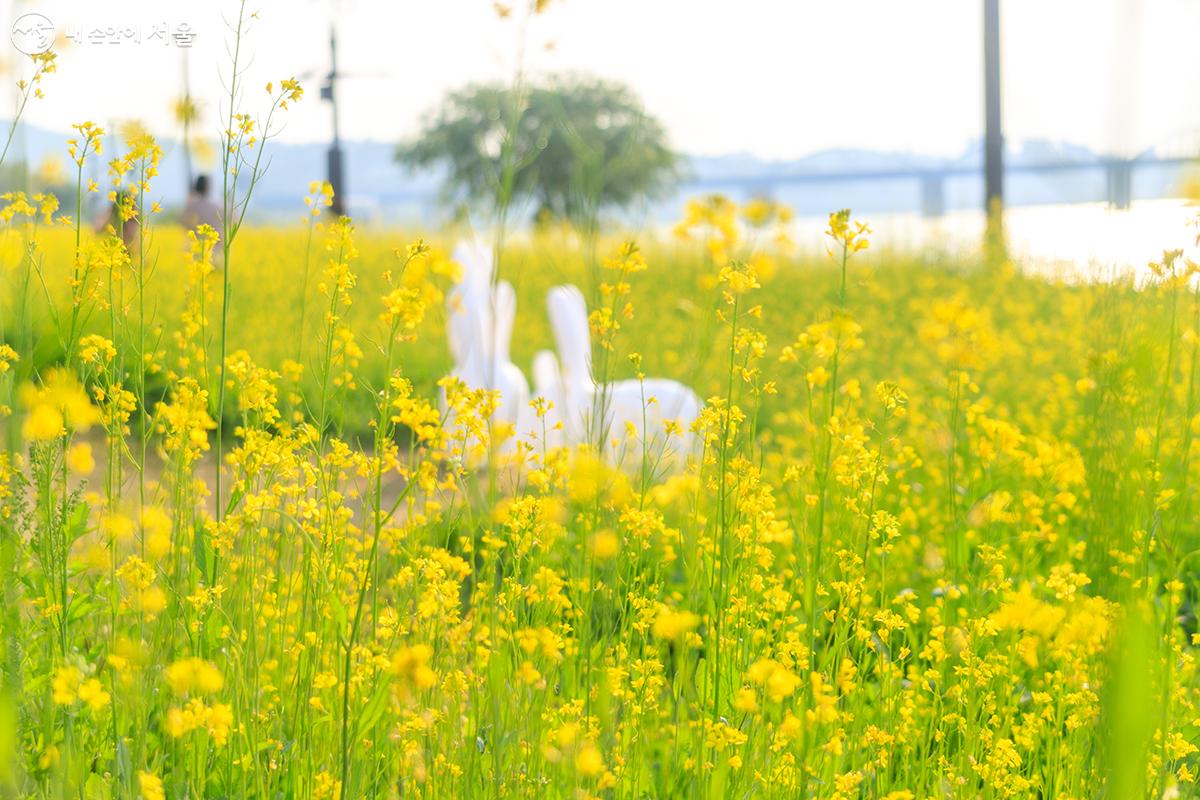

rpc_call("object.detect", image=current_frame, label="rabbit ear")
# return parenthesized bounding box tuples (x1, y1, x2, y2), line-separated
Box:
(492, 281, 517, 364)
(532, 349, 562, 398)
(446, 289, 469, 365)
(547, 285, 591, 389)
(474, 290, 496, 367)
(452, 238, 494, 291)
(454, 304, 487, 386)
(448, 289, 490, 359)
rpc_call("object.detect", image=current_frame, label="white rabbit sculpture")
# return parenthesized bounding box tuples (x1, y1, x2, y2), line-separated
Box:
(442, 240, 530, 456)
(544, 284, 702, 468)
(441, 242, 701, 468)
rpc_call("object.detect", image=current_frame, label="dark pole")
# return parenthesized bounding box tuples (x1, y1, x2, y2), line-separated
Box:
(983, 0, 1003, 217)
(324, 27, 347, 216)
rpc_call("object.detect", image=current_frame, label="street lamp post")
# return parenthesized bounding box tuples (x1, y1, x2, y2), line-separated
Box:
(983, 0, 1003, 218)
(321, 27, 347, 217)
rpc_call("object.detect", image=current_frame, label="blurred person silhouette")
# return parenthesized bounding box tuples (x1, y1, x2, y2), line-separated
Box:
(95, 189, 140, 253)
(182, 174, 223, 239)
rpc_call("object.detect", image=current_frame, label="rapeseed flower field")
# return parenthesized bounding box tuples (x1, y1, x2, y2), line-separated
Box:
(2, 21, 1200, 800)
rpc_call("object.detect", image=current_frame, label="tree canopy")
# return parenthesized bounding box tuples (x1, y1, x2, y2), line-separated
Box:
(397, 75, 680, 223)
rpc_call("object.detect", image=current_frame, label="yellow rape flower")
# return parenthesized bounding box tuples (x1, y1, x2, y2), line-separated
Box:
(137, 771, 164, 800)
(653, 607, 699, 642)
(66, 441, 95, 475)
(164, 657, 224, 696)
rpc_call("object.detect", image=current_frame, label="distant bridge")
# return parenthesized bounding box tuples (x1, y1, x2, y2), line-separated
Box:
(684, 156, 1197, 217)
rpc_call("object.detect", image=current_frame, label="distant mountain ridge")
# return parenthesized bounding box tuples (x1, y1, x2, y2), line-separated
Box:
(687, 138, 1104, 179)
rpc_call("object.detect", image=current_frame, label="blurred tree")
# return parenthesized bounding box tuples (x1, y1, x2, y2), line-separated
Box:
(397, 75, 680, 225)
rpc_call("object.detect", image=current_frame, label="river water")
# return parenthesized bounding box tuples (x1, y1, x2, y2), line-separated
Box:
(784, 199, 1199, 282)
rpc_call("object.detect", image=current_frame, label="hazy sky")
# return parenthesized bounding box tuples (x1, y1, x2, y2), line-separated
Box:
(4, 0, 1200, 160)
